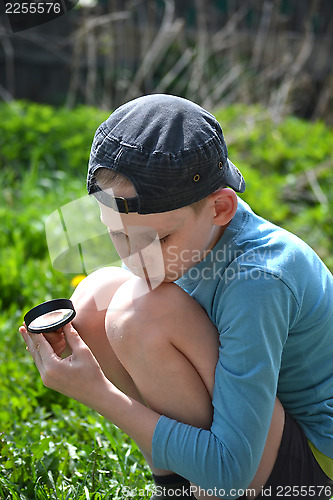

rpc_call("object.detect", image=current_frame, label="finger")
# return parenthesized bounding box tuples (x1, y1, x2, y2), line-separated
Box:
(31, 332, 59, 359)
(43, 330, 66, 348)
(62, 323, 90, 356)
(19, 325, 26, 335)
(20, 325, 36, 352)
(20, 326, 44, 368)
(20, 325, 60, 363)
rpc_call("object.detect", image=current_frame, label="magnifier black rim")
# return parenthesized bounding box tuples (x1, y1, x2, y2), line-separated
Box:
(24, 298, 76, 334)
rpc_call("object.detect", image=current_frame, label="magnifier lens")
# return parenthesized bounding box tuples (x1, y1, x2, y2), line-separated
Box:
(24, 299, 76, 334)
(28, 309, 74, 331)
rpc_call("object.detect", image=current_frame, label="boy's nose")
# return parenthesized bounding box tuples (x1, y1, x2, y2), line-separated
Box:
(127, 248, 157, 269)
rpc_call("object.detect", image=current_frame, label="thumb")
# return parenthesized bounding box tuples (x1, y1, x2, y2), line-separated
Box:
(62, 323, 90, 354)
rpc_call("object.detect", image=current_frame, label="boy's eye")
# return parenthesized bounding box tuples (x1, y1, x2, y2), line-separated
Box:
(159, 235, 170, 244)
(108, 229, 122, 238)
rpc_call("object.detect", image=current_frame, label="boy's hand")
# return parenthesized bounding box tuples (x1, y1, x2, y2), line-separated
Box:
(19, 323, 108, 407)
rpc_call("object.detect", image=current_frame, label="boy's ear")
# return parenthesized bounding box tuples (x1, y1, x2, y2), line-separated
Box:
(209, 188, 238, 226)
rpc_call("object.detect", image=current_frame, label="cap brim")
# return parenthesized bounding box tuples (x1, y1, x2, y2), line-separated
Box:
(226, 159, 246, 193)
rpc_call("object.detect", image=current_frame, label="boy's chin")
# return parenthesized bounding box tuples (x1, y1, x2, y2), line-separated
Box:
(130, 269, 167, 285)
(127, 266, 181, 284)
(162, 276, 177, 283)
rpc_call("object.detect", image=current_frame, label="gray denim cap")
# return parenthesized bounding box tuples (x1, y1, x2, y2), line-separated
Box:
(87, 94, 245, 214)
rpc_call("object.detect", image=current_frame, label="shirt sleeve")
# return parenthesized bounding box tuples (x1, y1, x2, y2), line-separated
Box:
(152, 270, 298, 497)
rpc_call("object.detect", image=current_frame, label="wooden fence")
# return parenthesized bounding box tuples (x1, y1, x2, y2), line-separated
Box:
(0, 0, 332, 122)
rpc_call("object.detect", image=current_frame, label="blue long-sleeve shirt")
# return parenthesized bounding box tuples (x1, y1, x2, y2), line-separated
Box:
(151, 198, 333, 497)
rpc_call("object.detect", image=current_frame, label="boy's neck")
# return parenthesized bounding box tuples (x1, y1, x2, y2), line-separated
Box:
(207, 223, 229, 252)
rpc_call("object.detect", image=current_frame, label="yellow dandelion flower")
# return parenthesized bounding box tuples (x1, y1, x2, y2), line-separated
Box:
(71, 274, 87, 288)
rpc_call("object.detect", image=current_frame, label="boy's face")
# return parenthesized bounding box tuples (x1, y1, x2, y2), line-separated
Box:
(98, 198, 222, 283)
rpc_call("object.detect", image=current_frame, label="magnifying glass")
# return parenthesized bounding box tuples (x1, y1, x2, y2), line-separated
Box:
(24, 299, 76, 334)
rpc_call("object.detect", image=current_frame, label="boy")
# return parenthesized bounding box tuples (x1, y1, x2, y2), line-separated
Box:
(21, 94, 333, 499)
